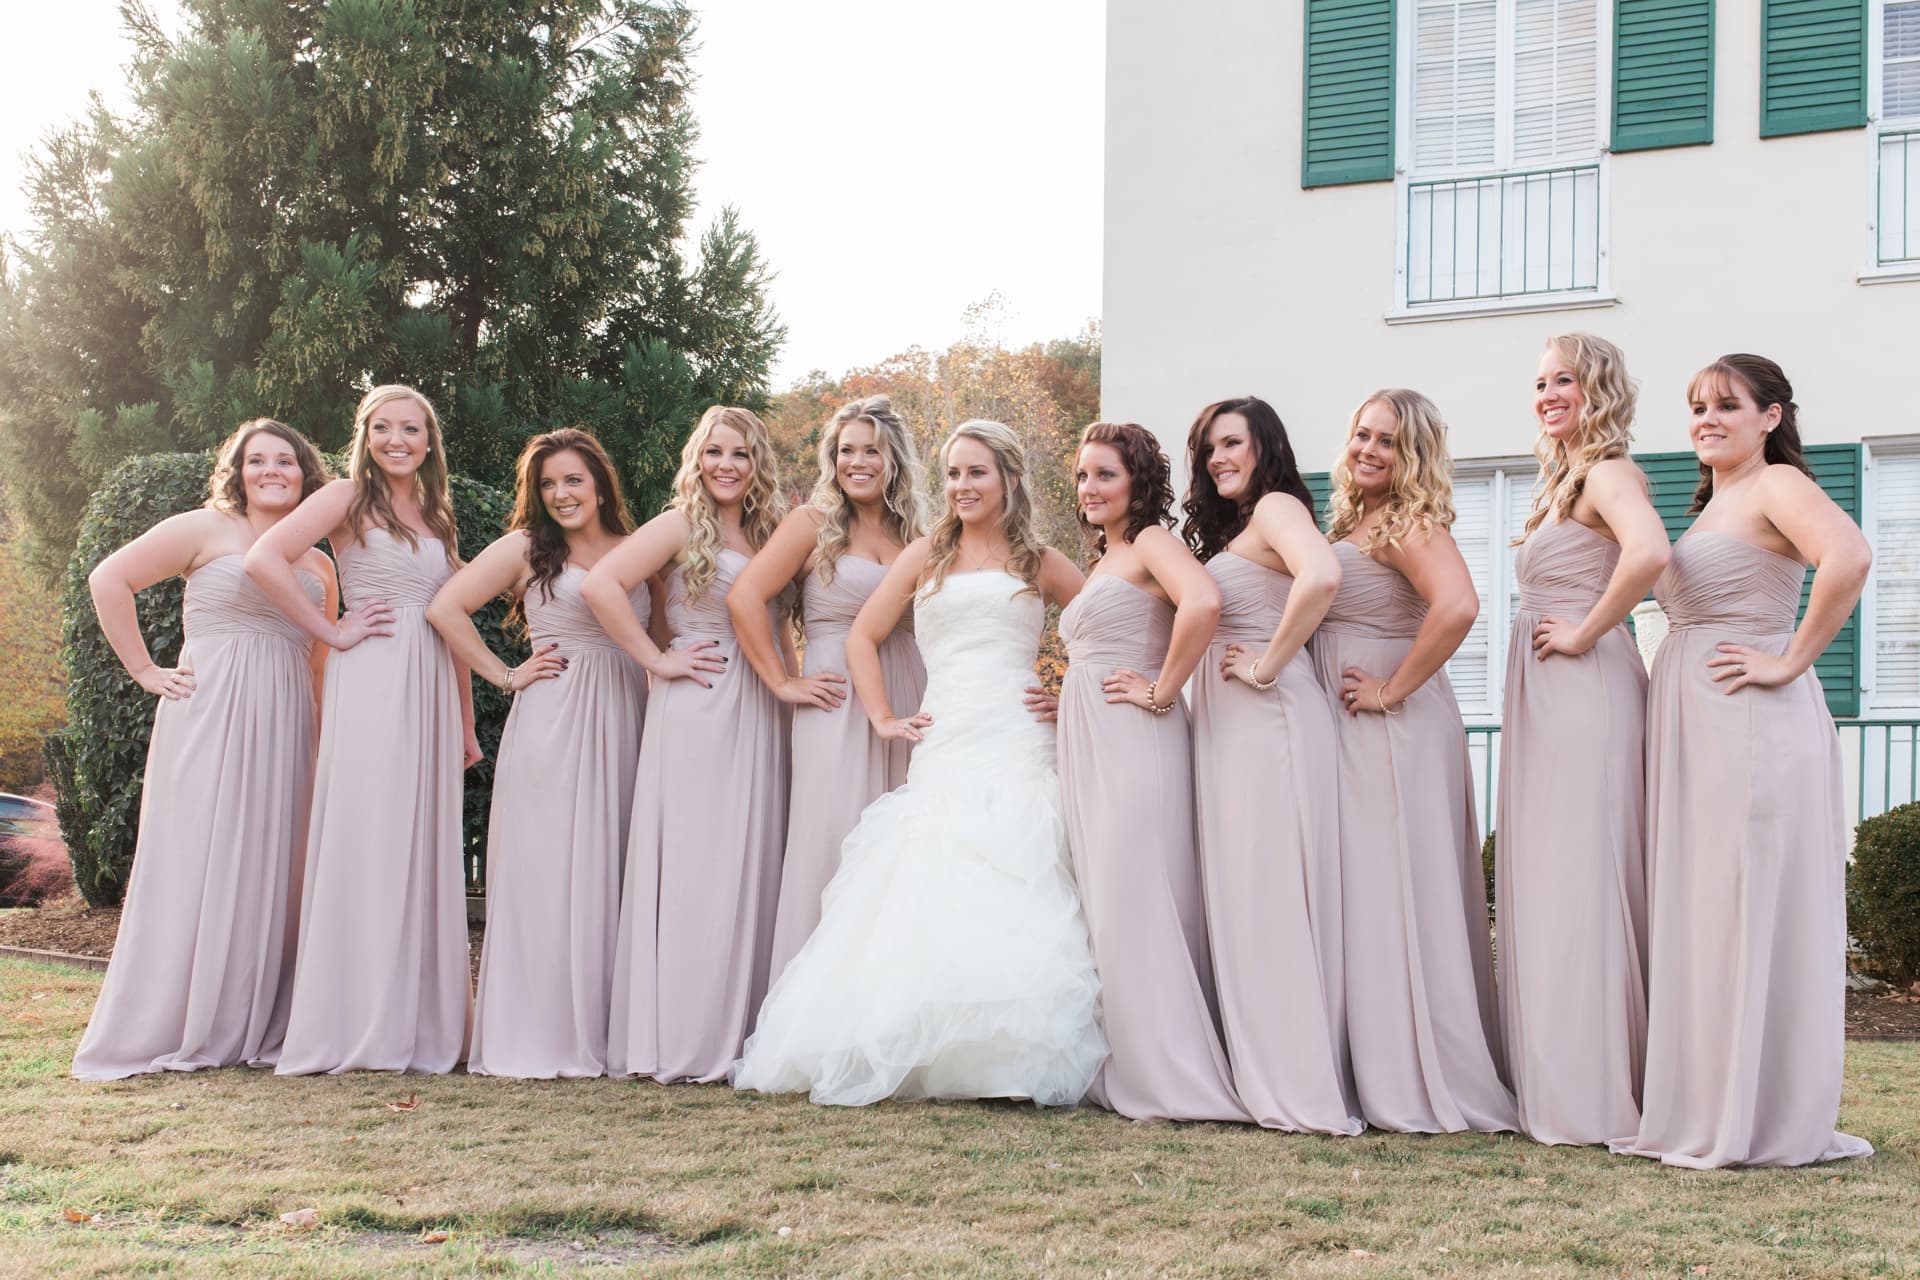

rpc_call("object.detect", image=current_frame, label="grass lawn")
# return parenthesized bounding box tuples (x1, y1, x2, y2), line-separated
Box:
(1, 958, 1915, 1278)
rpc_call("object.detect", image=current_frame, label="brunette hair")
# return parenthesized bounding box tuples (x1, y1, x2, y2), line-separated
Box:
(205, 419, 330, 512)
(1684, 353, 1815, 514)
(809, 395, 930, 584)
(1325, 389, 1457, 554)
(922, 420, 1045, 597)
(506, 427, 635, 634)
(1076, 422, 1174, 562)
(1521, 332, 1638, 541)
(669, 405, 786, 601)
(343, 384, 461, 565)
(1181, 396, 1314, 562)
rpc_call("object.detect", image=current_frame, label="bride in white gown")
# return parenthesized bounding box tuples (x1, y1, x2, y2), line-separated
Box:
(733, 420, 1109, 1106)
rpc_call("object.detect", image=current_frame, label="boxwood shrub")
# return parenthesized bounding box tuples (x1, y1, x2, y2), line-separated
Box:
(1850, 802, 1920, 985)
(50, 454, 520, 906)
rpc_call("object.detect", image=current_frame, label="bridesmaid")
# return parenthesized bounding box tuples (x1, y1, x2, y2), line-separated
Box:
(426, 428, 658, 1078)
(728, 395, 930, 984)
(1612, 354, 1873, 1168)
(1184, 396, 1363, 1135)
(73, 421, 354, 1079)
(1313, 389, 1517, 1134)
(249, 384, 480, 1076)
(1496, 334, 1669, 1146)
(585, 405, 791, 1084)
(1057, 421, 1245, 1124)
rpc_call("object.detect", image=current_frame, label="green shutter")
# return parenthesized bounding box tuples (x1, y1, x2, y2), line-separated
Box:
(1303, 471, 1334, 530)
(1634, 445, 1863, 716)
(1302, 0, 1397, 188)
(1613, 0, 1715, 151)
(1760, 0, 1867, 138)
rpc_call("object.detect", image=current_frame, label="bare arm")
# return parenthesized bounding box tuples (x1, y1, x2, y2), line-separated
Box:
(1221, 493, 1341, 688)
(1709, 466, 1871, 694)
(1341, 527, 1478, 716)
(849, 540, 933, 741)
(1532, 460, 1672, 659)
(728, 506, 843, 710)
(581, 510, 725, 686)
(1105, 526, 1219, 711)
(244, 479, 394, 650)
(303, 549, 339, 710)
(87, 510, 220, 700)
(426, 530, 564, 693)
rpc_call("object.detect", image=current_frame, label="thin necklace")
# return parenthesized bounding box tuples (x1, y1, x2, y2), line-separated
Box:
(958, 540, 1008, 572)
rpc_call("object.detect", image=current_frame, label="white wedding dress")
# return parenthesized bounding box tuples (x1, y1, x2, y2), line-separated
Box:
(733, 569, 1108, 1106)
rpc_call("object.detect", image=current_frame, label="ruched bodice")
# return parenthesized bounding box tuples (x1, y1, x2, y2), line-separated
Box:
(1656, 531, 1804, 635)
(666, 547, 787, 644)
(336, 526, 451, 609)
(527, 566, 644, 653)
(183, 555, 321, 648)
(1321, 542, 1428, 639)
(1208, 553, 1294, 645)
(1515, 520, 1620, 616)
(804, 556, 912, 639)
(1060, 576, 1169, 670)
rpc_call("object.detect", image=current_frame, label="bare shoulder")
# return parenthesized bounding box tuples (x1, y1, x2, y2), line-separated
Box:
(639, 507, 690, 538)
(1585, 456, 1650, 495)
(1252, 489, 1312, 522)
(1131, 523, 1184, 553)
(1038, 544, 1082, 575)
(783, 504, 830, 533)
(1759, 461, 1824, 496)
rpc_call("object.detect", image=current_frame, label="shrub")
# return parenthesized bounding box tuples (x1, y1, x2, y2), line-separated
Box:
(1850, 802, 1920, 985)
(449, 474, 524, 891)
(50, 453, 519, 906)
(1482, 830, 1497, 912)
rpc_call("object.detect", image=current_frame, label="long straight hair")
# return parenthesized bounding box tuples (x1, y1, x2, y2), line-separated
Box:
(343, 384, 460, 565)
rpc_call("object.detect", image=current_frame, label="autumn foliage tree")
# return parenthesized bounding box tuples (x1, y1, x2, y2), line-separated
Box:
(0, 0, 783, 578)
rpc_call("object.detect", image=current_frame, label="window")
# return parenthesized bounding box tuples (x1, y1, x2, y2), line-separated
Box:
(1397, 0, 1611, 313)
(1446, 463, 1537, 719)
(1873, 0, 1920, 269)
(1866, 442, 1920, 712)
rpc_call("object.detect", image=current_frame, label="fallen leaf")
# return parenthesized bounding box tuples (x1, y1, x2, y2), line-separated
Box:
(776, 1226, 793, 1237)
(1349, 1167, 1362, 1183)
(1436, 1246, 1450, 1254)
(421, 1230, 450, 1244)
(279, 1208, 320, 1230)
(60, 1208, 93, 1223)
(1045, 1161, 1062, 1169)
(29, 992, 47, 1000)
(1131, 1171, 1144, 1187)
(1524, 1176, 1546, 1185)
(385, 1094, 419, 1113)
(1350, 1248, 1374, 1259)
(13, 1012, 42, 1024)
(1691, 1267, 1709, 1276)
(342, 1135, 356, 1143)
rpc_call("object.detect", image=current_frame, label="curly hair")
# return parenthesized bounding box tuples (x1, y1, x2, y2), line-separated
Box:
(670, 405, 787, 602)
(1684, 353, 1816, 514)
(1325, 389, 1457, 554)
(922, 420, 1046, 597)
(1075, 421, 1174, 562)
(809, 395, 930, 585)
(343, 385, 461, 566)
(1180, 396, 1315, 562)
(506, 427, 635, 635)
(205, 418, 330, 513)
(1519, 332, 1638, 542)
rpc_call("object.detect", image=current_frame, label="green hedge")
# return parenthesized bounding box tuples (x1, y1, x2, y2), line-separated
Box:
(1850, 803, 1920, 986)
(49, 453, 518, 906)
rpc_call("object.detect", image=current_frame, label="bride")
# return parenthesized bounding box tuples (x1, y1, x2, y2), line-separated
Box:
(733, 419, 1108, 1106)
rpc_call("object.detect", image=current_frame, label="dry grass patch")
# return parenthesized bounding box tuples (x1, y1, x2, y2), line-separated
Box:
(1, 957, 1917, 1277)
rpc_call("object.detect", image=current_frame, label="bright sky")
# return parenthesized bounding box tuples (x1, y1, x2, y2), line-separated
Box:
(0, 1, 1104, 386)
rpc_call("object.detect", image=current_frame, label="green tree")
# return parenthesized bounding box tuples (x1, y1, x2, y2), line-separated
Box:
(0, 0, 782, 578)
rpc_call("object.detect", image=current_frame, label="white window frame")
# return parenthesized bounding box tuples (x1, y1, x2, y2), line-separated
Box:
(1864, 0, 1920, 283)
(1446, 458, 1538, 723)
(1861, 437, 1920, 714)
(1389, 0, 1618, 322)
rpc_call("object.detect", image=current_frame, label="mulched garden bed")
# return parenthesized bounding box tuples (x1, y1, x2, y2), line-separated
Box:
(7, 896, 1920, 1039)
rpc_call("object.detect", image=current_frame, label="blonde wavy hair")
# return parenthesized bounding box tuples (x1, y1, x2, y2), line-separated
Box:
(1325, 388, 1457, 555)
(344, 385, 460, 565)
(1518, 332, 1638, 542)
(670, 405, 786, 602)
(922, 419, 1045, 597)
(810, 395, 930, 585)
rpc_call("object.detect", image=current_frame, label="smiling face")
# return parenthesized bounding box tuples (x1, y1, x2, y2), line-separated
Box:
(240, 430, 307, 515)
(538, 448, 600, 533)
(700, 422, 755, 509)
(1204, 412, 1258, 504)
(1347, 399, 1399, 500)
(364, 395, 430, 482)
(945, 435, 1008, 528)
(1535, 346, 1585, 443)
(835, 417, 888, 508)
(1076, 441, 1130, 528)
(1688, 371, 1779, 471)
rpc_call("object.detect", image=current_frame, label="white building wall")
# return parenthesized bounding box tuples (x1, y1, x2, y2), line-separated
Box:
(1103, 0, 1920, 483)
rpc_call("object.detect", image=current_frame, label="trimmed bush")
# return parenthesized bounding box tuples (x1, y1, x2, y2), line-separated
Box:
(1481, 830, 1497, 912)
(50, 453, 519, 906)
(1850, 803, 1920, 985)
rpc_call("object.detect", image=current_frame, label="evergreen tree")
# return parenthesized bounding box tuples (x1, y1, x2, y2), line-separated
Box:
(0, 0, 782, 576)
